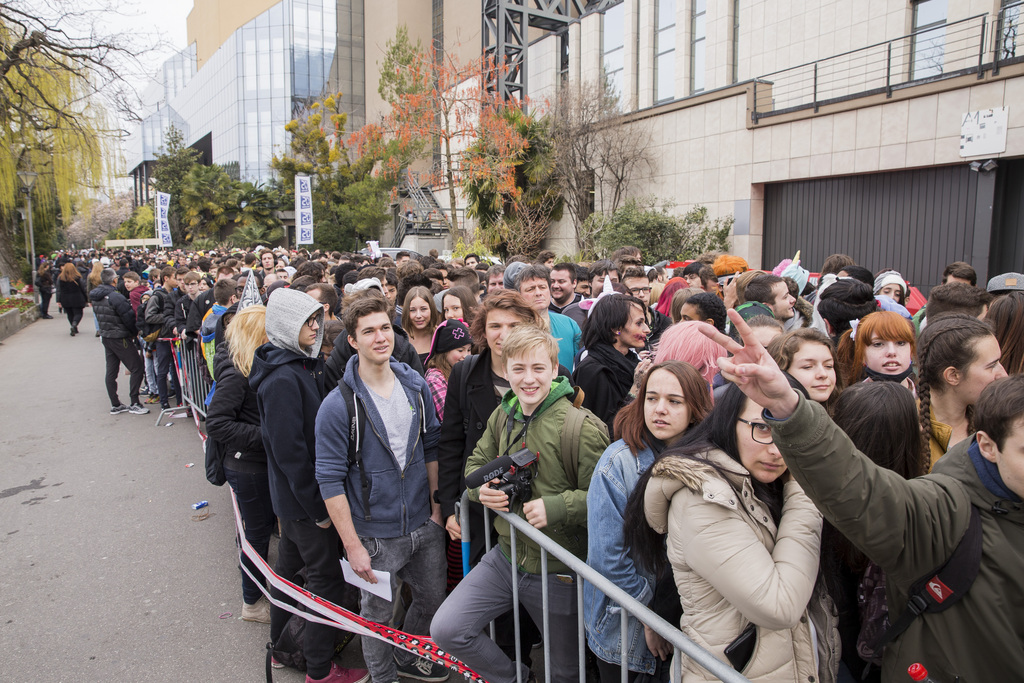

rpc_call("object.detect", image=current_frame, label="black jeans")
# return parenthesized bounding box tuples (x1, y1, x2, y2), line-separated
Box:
(102, 337, 145, 406)
(39, 291, 51, 316)
(65, 307, 83, 330)
(155, 340, 181, 406)
(271, 518, 348, 680)
(224, 467, 275, 605)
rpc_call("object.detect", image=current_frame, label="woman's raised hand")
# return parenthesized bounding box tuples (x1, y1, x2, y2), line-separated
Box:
(698, 309, 800, 419)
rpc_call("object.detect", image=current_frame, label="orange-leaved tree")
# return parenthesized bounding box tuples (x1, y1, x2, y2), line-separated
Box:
(352, 34, 510, 241)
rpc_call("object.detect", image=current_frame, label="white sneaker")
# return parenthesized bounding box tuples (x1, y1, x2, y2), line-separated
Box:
(127, 403, 151, 415)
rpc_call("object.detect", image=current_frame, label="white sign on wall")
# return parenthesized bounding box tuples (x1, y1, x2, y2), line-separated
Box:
(155, 192, 173, 248)
(960, 107, 1008, 157)
(295, 175, 314, 245)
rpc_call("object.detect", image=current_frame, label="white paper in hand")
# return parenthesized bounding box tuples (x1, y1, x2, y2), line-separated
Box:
(341, 559, 392, 602)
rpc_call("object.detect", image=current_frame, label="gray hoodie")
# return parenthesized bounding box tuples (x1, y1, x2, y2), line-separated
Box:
(265, 288, 324, 358)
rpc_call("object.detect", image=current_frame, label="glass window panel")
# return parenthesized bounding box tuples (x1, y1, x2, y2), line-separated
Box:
(695, 13, 706, 39)
(912, 25, 946, 78)
(603, 3, 625, 52)
(656, 52, 675, 101)
(693, 40, 705, 92)
(658, 26, 675, 53)
(695, 0, 705, 14)
(914, 0, 947, 29)
(658, 0, 676, 29)
(607, 69, 623, 101)
(269, 2, 283, 26)
(604, 47, 624, 73)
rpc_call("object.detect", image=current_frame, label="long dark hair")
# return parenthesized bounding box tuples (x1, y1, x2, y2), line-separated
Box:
(623, 384, 785, 574)
(917, 314, 995, 467)
(821, 382, 922, 598)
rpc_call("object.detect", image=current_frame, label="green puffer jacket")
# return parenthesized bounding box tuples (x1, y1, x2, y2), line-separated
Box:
(771, 396, 1024, 682)
(465, 377, 609, 574)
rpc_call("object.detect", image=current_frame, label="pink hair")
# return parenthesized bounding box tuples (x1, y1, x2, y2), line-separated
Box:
(654, 321, 728, 387)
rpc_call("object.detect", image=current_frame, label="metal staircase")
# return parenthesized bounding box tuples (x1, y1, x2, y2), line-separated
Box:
(391, 172, 451, 248)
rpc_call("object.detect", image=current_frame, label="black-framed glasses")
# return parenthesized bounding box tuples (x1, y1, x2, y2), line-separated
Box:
(629, 286, 652, 296)
(738, 417, 773, 444)
(304, 316, 320, 329)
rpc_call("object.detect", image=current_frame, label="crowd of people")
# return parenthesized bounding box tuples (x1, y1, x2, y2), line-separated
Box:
(38, 243, 1024, 683)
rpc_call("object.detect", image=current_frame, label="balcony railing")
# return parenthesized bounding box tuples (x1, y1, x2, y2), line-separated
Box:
(752, 5, 1024, 123)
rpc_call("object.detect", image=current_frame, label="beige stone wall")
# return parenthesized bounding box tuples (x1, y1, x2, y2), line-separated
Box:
(187, 0, 281, 67)
(362, 1, 434, 124)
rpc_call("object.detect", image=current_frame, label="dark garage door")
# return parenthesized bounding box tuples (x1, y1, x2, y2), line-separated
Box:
(763, 165, 981, 292)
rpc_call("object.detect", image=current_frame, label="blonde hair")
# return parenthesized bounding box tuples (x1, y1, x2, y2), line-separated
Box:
(501, 324, 559, 371)
(226, 305, 268, 378)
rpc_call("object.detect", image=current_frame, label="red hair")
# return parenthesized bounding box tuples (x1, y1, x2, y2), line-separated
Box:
(848, 311, 917, 384)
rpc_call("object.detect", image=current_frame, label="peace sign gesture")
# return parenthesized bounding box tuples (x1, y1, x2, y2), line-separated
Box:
(698, 309, 801, 419)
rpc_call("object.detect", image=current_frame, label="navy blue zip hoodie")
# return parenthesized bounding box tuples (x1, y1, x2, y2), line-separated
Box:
(315, 354, 441, 539)
(249, 289, 327, 522)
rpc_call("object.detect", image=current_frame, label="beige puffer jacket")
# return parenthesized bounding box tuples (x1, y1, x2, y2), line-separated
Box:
(644, 450, 837, 683)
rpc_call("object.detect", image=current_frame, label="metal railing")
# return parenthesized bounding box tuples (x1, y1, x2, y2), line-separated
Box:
(458, 490, 751, 683)
(161, 337, 212, 427)
(751, 12, 1011, 122)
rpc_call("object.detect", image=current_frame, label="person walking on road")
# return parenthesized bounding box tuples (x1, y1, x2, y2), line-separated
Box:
(35, 261, 54, 318)
(57, 262, 88, 336)
(90, 268, 149, 415)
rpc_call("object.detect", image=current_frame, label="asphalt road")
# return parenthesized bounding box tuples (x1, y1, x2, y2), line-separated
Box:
(0, 310, 354, 682)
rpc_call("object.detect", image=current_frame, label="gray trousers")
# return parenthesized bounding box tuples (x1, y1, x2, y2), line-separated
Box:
(359, 518, 447, 683)
(431, 546, 580, 683)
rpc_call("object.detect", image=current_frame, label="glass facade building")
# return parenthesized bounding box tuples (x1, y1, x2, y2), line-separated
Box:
(128, 0, 365, 199)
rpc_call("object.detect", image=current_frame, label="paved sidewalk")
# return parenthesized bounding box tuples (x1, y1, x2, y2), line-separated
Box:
(0, 310, 315, 681)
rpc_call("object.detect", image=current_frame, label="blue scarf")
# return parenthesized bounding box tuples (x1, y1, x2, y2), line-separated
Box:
(969, 439, 1022, 503)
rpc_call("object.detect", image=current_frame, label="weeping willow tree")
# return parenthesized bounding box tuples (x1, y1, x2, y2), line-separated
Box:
(0, 2, 126, 279)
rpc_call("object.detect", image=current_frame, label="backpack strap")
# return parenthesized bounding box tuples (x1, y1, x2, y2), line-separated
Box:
(459, 354, 481, 433)
(868, 505, 983, 654)
(338, 379, 371, 522)
(560, 405, 584, 489)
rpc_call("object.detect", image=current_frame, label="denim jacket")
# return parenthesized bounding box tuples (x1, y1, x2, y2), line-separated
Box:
(583, 439, 657, 674)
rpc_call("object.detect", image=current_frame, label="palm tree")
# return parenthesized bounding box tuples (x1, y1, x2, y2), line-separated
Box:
(230, 182, 284, 248)
(178, 164, 239, 241)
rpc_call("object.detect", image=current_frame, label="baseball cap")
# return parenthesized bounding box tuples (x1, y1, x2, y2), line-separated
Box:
(986, 272, 1024, 294)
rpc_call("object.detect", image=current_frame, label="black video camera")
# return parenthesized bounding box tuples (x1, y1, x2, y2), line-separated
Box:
(465, 448, 539, 506)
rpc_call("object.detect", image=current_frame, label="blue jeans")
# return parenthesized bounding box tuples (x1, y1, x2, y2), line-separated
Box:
(359, 519, 447, 683)
(431, 546, 581, 683)
(144, 343, 157, 395)
(155, 339, 181, 406)
(224, 467, 275, 604)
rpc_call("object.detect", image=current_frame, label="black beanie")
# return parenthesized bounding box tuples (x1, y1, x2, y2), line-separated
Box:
(425, 318, 472, 364)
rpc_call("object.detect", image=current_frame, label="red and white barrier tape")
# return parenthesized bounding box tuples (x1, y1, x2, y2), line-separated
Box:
(228, 489, 484, 682)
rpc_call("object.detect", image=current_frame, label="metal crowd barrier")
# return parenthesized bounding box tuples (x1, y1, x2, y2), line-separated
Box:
(156, 337, 213, 429)
(458, 491, 751, 683)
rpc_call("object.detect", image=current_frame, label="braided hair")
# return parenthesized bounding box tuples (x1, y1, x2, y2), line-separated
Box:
(916, 314, 995, 473)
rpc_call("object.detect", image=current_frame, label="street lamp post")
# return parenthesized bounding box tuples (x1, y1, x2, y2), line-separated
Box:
(16, 171, 39, 306)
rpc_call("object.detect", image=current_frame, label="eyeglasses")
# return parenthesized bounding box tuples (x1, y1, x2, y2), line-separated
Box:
(628, 286, 652, 296)
(304, 316, 320, 329)
(738, 417, 773, 444)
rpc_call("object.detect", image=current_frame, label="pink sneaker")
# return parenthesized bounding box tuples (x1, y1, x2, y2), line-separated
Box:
(305, 663, 370, 683)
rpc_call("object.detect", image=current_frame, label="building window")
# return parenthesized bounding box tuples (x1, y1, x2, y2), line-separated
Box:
(602, 2, 625, 105)
(691, 0, 706, 94)
(559, 30, 570, 84)
(731, 0, 740, 83)
(999, 0, 1021, 60)
(655, 0, 676, 102)
(911, 0, 947, 80)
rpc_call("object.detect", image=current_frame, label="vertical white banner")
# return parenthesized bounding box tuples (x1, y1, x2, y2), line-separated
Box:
(295, 175, 314, 245)
(155, 192, 173, 248)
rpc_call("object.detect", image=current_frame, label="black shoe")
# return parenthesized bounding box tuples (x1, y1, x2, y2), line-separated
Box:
(41, 314, 53, 319)
(95, 330, 101, 337)
(72, 325, 79, 335)
(160, 403, 170, 410)
(70, 328, 76, 336)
